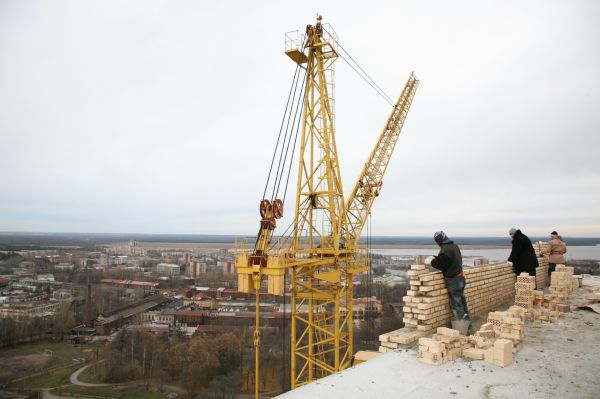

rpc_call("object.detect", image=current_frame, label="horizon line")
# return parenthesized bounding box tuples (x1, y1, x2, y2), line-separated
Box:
(1, 231, 599, 239)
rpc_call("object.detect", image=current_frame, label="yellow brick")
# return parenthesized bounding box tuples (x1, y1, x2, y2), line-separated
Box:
(463, 347, 486, 360)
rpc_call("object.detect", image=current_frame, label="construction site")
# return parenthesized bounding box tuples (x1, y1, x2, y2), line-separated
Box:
(1, 3, 599, 399)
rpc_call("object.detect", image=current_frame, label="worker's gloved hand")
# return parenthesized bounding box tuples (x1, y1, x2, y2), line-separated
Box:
(424, 256, 434, 266)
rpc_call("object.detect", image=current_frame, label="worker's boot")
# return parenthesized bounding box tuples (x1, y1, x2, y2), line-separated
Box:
(462, 314, 472, 335)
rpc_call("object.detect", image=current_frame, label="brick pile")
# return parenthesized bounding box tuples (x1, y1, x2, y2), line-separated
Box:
(487, 306, 526, 351)
(484, 338, 514, 367)
(533, 241, 550, 289)
(512, 265, 574, 323)
(378, 329, 426, 352)
(535, 261, 549, 289)
(416, 309, 523, 368)
(417, 327, 469, 365)
(533, 241, 549, 257)
(513, 273, 536, 313)
(531, 306, 559, 323)
(401, 263, 515, 335)
(548, 264, 575, 301)
(468, 322, 496, 351)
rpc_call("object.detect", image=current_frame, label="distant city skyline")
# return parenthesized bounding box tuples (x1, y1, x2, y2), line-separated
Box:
(1, 1, 599, 237)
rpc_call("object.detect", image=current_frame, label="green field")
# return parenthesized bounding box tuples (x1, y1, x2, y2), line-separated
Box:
(53, 384, 170, 398)
(1, 340, 89, 388)
(3, 341, 179, 398)
(8, 365, 78, 390)
(0, 340, 79, 358)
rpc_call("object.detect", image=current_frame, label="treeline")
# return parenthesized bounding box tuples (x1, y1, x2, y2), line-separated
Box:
(569, 260, 600, 275)
(100, 330, 243, 398)
(0, 303, 75, 348)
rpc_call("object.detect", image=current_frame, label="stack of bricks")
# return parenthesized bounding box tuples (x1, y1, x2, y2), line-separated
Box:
(417, 337, 446, 365)
(548, 264, 574, 302)
(378, 328, 426, 353)
(556, 303, 571, 313)
(488, 306, 526, 351)
(402, 264, 450, 334)
(417, 327, 467, 365)
(463, 346, 486, 360)
(534, 241, 550, 289)
(513, 272, 536, 315)
(531, 296, 562, 323)
(514, 264, 576, 323)
(421, 312, 521, 367)
(463, 330, 496, 360)
(401, 262, 515, 336)
(532, 289, 544, 306)
(484, 338, 513, 367)
(464, 308, 523, 365)
(469, 322, 496, 349)
(534, 241, 549, 257)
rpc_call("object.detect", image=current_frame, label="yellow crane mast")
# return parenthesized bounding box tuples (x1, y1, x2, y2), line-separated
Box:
(235, 17, 419, 397)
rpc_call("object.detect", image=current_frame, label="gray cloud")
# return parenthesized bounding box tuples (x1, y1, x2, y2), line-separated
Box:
(1, 0, 599, 237)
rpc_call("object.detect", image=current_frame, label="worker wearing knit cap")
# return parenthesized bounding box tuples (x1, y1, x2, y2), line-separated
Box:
(426, 231, 470, 320)
(544, 230, 567, 276)
(508, 228, 538, 276)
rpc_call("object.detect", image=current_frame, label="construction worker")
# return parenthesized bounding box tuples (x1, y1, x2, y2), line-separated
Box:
(544, 230, 567, 277)
(508, 228, 538, 276)
(425, 231, 471, 322)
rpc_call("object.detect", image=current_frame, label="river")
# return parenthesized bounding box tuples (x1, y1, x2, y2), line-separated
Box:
(372, 245, 600, 263)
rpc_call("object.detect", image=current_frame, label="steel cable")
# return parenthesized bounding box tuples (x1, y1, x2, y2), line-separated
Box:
(262, 61, 302, 200)
(271, 62, 306, 201)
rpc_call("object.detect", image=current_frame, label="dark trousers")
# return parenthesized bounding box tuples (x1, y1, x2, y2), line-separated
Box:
(445, 275, 470, 320)
(548, 263, 557, 278)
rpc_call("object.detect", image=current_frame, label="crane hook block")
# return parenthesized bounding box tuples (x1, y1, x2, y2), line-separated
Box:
(273, 199, 283, 219)
(259, 199, 270, 219)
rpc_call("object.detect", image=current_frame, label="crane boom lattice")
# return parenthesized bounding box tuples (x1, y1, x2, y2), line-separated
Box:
(344, 72, 420, 247)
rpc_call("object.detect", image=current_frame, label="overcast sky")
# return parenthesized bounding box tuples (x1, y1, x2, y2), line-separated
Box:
(1, 0, 599, 238)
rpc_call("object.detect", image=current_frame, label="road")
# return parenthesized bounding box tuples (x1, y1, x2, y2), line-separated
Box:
(69, 362, 111, 387)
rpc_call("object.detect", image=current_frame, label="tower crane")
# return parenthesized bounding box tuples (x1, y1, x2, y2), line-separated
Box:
(235, 17, 419, 397)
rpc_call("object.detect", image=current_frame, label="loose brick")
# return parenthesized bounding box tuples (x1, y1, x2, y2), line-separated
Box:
(463, 347, 486, 360)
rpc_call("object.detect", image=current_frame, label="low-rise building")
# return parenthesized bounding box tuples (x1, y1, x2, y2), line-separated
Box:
(156, 263, 181, 276)
(348, 296, 382, 320)
(54, 263, 75, 271)
(37, 274, 55, 282)
(142, 309, 176, 326)
(0, 300, 60, 319)
(95, 295, 171, 335)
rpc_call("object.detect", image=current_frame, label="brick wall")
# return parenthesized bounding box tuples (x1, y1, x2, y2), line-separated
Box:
(402, 262, 516, 335)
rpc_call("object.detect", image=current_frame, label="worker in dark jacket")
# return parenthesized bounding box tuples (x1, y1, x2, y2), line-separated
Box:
(426, 231, 470, 320)
(508, 228, 538, 276)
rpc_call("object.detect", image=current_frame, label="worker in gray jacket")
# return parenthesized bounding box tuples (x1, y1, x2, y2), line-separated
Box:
(426, 231, 471, 321)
